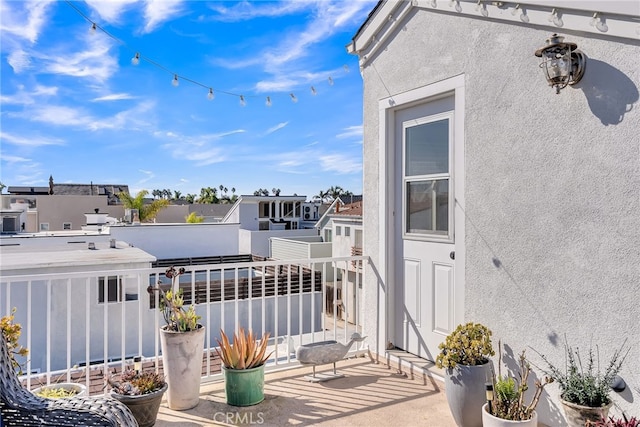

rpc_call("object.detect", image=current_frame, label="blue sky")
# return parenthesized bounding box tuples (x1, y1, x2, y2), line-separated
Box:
(0, 0, 376, 200)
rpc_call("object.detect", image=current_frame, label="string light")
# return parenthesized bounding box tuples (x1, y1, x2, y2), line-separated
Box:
(430, 0, 437, 8)
(450, 0, 462, 12)
(64, 0, 350, 108)
(476, 1, 488, 17)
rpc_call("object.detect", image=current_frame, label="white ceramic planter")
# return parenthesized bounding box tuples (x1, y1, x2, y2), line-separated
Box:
(32, 383, 87, 399)
(444, 363, 489, 427)
(482, 403, 538, 427)
(160, 324, 205, 410)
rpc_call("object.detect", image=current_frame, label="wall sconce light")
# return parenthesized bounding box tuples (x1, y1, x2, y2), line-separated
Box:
(534, 34, 586, 94)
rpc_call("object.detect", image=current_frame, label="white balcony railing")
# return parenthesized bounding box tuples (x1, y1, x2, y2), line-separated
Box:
(0, 256, 369, 394)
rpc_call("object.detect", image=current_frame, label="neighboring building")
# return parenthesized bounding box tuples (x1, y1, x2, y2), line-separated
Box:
(348, 0, 639, 422)
(222, 195, 319, 257)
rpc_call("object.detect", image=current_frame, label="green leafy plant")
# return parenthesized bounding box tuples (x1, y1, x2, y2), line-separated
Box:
(215, 328, 273, 370)
(532, 339, 629, 408)
(147, 266, 201, 332)
(435, 322, 494, 368)
(586, 415, 639, 427)
(487, 342, 553, 421)
(185, 212, 204, 223)
(108, 369, 166, 396)
(1, 307, 29, 374)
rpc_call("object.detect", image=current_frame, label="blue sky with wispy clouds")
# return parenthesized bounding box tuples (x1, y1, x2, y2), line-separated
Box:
(0, 0, 376, 199)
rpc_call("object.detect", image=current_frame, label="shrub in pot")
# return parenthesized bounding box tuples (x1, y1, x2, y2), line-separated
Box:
(148, 266, 205, 411)
(532, 339, 629, 427)
(586, 415, 639, 427)
(108, 368, 167, 427)
(435, 322, 495, 427)
(215, 328, 272, 406)
(483, 342, 553, 427)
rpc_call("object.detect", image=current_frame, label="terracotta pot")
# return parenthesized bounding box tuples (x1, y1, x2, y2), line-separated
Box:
(561, 399, 612, 427)
(444, 363, 490, 427)
(160, 324, 205, 410)
(111, 383, 167, 427)
(482, 403, 538, 427)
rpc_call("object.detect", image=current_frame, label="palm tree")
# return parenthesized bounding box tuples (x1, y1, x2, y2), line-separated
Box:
(117, 190, 169, 222)
(185, 194, 196, 204)
(197, 187, 218, 204)
(272, 188, 281, 196)
(314, 190, 328, 202)
(173, 190, 182, 200)
(152, 189, 162, 199)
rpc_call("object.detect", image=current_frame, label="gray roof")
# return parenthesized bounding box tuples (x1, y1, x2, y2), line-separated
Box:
(8, 184, 129, 197)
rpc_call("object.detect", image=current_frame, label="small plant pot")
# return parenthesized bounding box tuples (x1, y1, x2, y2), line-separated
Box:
(223, 365, 265, 407)
(444, 363, 489, 427)
(111, 383, 168, 427)
(561, 399, 612, 427)
(482, 403, 538, 427)
(32, 383, 87, 399)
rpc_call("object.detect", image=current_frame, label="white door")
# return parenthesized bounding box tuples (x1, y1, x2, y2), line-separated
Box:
(394, 96, 461, 360)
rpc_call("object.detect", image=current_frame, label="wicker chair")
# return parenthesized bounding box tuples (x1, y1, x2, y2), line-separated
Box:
(0, 334, 139, 426)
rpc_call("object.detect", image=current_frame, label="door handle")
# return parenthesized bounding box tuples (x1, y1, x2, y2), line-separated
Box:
(449, 251, 455, 260)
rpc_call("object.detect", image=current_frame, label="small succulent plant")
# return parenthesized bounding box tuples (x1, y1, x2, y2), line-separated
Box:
(147, 266, 201, 332)
(108, 369, 166, 396)
(215, 328, 273, 370)
(436, 322, 494, 368)
(587, 415, 639, 427)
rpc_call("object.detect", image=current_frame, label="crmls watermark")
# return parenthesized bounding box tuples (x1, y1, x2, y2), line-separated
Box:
(212, 411, 265, 425)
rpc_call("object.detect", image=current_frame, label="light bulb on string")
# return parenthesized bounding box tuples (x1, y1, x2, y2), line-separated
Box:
(266, 96, 272, 107)
(131, 52, 140, 65)
(208, 88, 214, 100)
(172, 74, 179, 87)
(328, 76, 334, 86)
(90, 23, 97, 35)
(310, 86, 317, 95)
(240, 95, 246, 107)
(290, 93, 298, 103)
(548, 8, 563, 27)
(343, 65, 350, 73)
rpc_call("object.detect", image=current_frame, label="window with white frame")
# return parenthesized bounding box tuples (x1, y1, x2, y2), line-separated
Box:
(39, 223, 49, 231)
(344, 226, 351, 237)
(324, 229, 332, 242)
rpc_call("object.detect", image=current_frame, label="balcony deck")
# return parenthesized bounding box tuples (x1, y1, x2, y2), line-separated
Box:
(155, 356, 454, 426)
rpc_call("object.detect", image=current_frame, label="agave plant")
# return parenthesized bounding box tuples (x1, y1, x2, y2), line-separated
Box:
(215, 328, 273, 370)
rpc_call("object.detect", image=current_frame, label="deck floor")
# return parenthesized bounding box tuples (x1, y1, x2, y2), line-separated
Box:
(155, 354, 455, 426)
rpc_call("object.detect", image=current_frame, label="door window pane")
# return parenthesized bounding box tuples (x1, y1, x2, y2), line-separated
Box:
(405, 119, 449, 176)
(406, 179, 449, 235)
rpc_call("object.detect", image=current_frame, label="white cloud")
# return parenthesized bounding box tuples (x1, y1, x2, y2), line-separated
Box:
(159, 129, 245, 166)
(319, 154, 362, 174)
(1, 154, 31, 163)
(7, 49, 32, 73)
(205, 1, 311, 22)
(0, 0, 53, 43)
(143, 0, 185, 33)
(91, 93, 136, 102)
(85, 0, 138, 23)
(0, 131, 65, 147)
(42, 35, 118, 82)
(0, 84, 58, 105)
(264, 121, 289, 135)
(336, 125, 363, 139)
(138, 169, 155, 184)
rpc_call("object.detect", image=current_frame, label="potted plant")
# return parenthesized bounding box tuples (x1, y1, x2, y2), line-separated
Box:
(483, 342, 553, 427)
(107, 366, 168, 427)
(215, 328, 272, 406)
(533, 339, 629, 427)
(147, 266, 205, 411)
(435, 322, 495, 427)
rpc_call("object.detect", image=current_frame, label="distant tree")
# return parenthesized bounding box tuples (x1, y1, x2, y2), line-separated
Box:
(197, 187, 218, 204)
(0, 182, 5, 194)
(117, 190, 169, 222)
(314, 190, 328, 202)
(185, 194, 196, 204)
(185, 212, 204, 223)
(219, 184, 224, 193)
(152, 189, 162, 199)
(272, 188, 281, 196)
(173, 190, 182, 200)
(231, 187, 236, 195)
(253, 188, 270, 196)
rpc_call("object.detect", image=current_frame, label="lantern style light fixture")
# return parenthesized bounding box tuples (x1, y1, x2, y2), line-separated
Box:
(535, 34, 586, 94)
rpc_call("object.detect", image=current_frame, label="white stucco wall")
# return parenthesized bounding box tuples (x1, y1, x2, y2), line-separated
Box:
(356, 3, 640, 422)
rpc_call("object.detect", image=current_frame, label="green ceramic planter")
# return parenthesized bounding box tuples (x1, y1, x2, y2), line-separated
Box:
(223, 365, 265, 407)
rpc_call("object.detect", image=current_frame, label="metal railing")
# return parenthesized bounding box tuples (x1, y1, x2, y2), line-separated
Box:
(0, 255, 369, 394)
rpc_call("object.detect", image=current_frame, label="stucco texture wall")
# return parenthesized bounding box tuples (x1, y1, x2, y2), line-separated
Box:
(359, 6, 639, 422)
